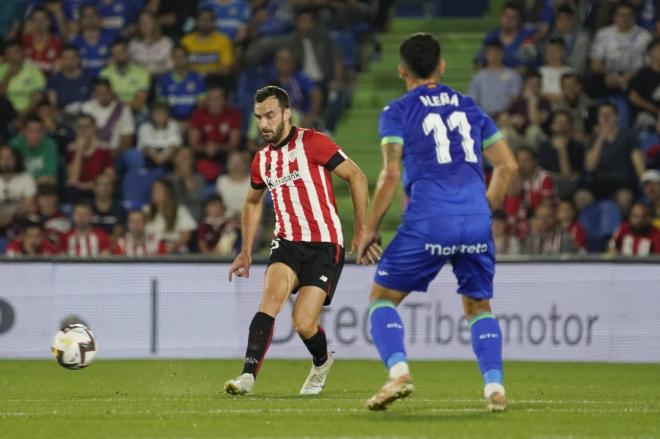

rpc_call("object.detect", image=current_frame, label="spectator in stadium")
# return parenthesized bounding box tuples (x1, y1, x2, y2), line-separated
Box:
(641, 169, 660, 228)
(0, 40, 46, 114)
(180, 8, 235, 80)
(0, 145, 36, 237)
(62, 202, 111, 257)
(628, 37, 660, 131)
(112, 209, 167, 256)
(556, 73, 593, 143)
(144, 178, 197, 253)
(21, 7, 62, 76)
(46, 45, 93, 115)
(556, 200, 587, 252)
(631, 0, 658, 32)
(157, 45, 207, 122)
(215, 150, 250, 217)
(588, 2, 652, 98)
(188, 86, 241, 182)
(0, 1, 21, 42)
(72, 5, 113, 77)
(547, 4, 591, 76)
(197, 194, 239, 256)
(80, 79, 135, 155)
(128, 11, 174, 76)
(137, 102, 182, 169)
(100, 39, 150, 117)
(5, 221, 58, 257)
(144, 0, 198, 40)
(609, 202, 660, 256)
(249, 0, 294, 39)
(94, 0, 135, 41)
(539, 38, 573, 103)
(505, 146, 556, 240)
(29, 184, 70, 243)
(475, 2, 537, 70)
(198, 0, 250, 42)
(492, 209, 520, 255)
(66, 113, 114, 202)
(0, 95, 17, 144)
(498, 70, 551, 152)
(9, 117, 58, 185)
(90, 173, 126, 244)
(521, 200, 578, 255)
(468, 40, 522, 117)
(537, 109, 585, 183)
(167, 147, 205, 221)
(270, 47, 323, 129)
(585, 103, 646, 199)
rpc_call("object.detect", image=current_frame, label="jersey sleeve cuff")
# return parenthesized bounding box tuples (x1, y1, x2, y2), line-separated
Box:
(482, 131, 503, 150)
(381, 136, 404, 146)
(251, 181, 266, 190)
(324, 151, 346, 171)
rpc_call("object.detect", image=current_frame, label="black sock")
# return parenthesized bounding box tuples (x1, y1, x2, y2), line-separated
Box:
(300, 326, 328, 367)
(242, 312, 275, 378)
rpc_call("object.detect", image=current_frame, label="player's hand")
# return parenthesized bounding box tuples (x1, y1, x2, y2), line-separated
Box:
(228, 252, 252, 282)
(355, 229, 382, 265)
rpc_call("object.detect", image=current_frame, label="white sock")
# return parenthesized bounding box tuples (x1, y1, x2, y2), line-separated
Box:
(388, 361, 409, 379)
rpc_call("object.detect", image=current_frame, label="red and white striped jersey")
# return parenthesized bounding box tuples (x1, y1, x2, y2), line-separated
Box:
(62, 228, 111, 257)
(251, 127, 347, 246)
(112, 235, 167, 257)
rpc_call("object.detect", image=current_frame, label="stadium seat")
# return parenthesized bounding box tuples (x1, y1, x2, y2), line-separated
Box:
(579, 200, 622, 252)
(331, 30, 358, 71)
(121, 168, 165, 210)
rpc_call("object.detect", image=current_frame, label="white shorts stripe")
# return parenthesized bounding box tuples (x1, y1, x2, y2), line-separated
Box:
(294, 135, 331, 242)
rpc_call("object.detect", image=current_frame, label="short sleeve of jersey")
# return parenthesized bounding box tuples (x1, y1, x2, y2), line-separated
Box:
(481, 113, 502, 150)
(306, 131, 346, 170)
(250, 152, 266, 189)
(379, 102, 404, 146)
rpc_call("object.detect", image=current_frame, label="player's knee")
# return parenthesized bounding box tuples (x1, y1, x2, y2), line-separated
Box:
(291, 312, 316, 338)
(462, 297, 491, 320)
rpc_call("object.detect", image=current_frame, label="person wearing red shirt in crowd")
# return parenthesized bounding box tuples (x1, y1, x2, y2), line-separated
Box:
(113, 209, 167, 257)
(62, 202, 111, 257)
(188, 86, 241, 182)
(22, 7, 62, 76)
(66, 113, 114, 202)
(5, 221, 58, 257)
(504, 146, 556, 239)
(557, 200, 587, 251)
(28, 183, 70, 250)
(609, 203, 660, 256)
(196, 194, 239, 256)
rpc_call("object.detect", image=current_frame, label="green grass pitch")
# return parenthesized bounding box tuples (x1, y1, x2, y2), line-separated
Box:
(1, 360, 658, 438)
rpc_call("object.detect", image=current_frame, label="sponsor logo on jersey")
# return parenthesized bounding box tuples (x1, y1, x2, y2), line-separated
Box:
(266, 170, 302, 189)
(424, 242, 488, 256)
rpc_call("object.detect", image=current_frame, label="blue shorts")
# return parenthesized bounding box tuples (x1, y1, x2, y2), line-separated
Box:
(374, 215, 495, 299)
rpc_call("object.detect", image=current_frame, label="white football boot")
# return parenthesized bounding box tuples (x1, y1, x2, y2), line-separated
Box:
(299, 352, 335, 395)
(224, 373, 255, 395)
(366, 374, 414, 411)
(484, 383, 507, 412)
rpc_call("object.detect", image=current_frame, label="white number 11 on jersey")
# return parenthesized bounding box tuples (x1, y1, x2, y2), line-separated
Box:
(422, 111, 478, 164)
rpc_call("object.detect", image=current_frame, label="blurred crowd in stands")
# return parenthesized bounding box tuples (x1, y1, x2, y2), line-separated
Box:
(0, 0, 391, 257)
(469, 0, 660, 256)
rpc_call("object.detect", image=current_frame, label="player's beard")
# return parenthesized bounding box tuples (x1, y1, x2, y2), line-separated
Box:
(263, 119, 286, 144)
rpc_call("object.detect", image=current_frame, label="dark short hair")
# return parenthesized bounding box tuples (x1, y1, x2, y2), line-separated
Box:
(0, 144, 25, 173)
(598, 101, 619, 114)
(76, 112, 96, 126)
(254, 85, 291, 108)
(294, 5, 317, 20)
(110, 38, 127, 50)
(614, 1, 635, 14)
(556, 4, 576, 16)
(648, 36, 660, 53)
(561, 72, 580, 84)
(61, 44, 79, 54)
(400, 33, 441, 79)
(21, 219, 43, 232)
(3, 39, 21, 53)
(552, 109, 573, 125)
(37, 183, 58, 197)
(197, 7, 215, 19)
(502, 1, 524, 17)
(547, 37, 565, 48)
(24, 116, 43, 127)
(30, 6, 50, 18)
(204, 194, 224, 209)
(524, 70, 542, 82)
(484, 39, 504, 50)
(73, 201, 92, 211)
(516, 145, 537, 159)
(93, 78, 113, 90)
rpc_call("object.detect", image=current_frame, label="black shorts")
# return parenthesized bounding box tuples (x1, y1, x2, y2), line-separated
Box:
(267, 237, 345, 305)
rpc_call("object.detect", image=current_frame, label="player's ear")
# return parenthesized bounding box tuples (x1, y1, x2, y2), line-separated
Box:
(398, 64, 407, 79)
(283, 106, 292, 122)
(438, 58, 446, 76)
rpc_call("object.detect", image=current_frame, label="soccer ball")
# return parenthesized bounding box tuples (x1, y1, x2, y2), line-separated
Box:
(51, 323, 97, 370)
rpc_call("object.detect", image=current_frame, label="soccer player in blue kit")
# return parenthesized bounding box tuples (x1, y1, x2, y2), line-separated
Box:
(357, 33, 518, 412)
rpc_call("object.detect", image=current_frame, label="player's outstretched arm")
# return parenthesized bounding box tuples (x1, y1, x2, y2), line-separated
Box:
(332, 158, 369, 255)
(483, 139, 518, 211)
(228, 187, 265, 282)
(357, 142, 402, 264)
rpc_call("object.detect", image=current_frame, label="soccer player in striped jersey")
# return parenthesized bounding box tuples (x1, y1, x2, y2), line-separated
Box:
(357, 33, 518, 412)
(225, 86, 370, 396)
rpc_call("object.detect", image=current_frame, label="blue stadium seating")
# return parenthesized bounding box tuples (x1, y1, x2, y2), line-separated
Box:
(579, 199, 622, 252)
